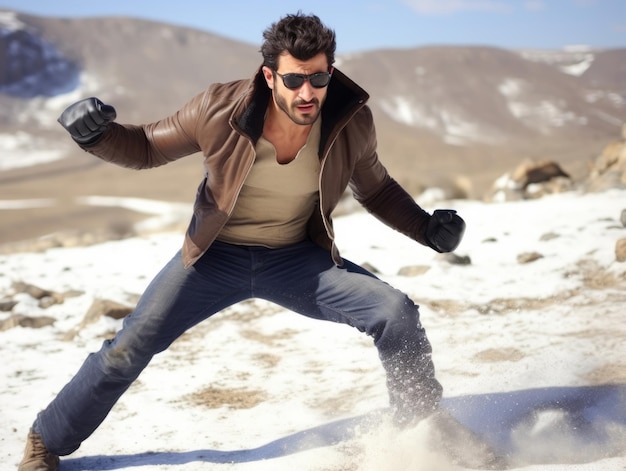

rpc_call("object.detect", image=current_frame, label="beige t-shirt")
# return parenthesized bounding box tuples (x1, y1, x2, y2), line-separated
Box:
(217, 119, 321, 247)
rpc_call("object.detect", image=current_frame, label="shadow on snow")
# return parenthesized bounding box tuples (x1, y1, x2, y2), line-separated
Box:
(60, 383, 626, 470)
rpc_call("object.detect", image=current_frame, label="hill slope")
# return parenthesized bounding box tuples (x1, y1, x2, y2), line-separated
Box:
(0, 9, 625, 246)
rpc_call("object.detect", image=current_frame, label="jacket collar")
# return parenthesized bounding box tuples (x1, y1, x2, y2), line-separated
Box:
(232, 66, 370, 151)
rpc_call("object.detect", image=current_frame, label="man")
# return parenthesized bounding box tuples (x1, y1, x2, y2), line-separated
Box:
(19, 12, 494, 471)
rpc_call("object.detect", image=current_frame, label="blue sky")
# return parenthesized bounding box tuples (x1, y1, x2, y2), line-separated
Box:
(1, 0, 625, 53)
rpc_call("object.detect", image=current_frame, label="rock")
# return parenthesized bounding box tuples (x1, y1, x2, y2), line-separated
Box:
(417, 175, 472, 203)
(361, 262, 380, 274)
(84, 299, 134, 324)
(525, 176, 573, 199)
(539, 232, 560, 241)
(398, 265, 431, 276)
(585, 132, 626, 192)
(10, 281, 75, 308)
(487, 159, 572, 202)
(0, 299, 18, 312)
(0, 314, 55, 331)
(38, 296, 59, 309)
(621, 209, 626, 228)
(12, 281, 53, 300)
(16, 315, 56, 329)
(440, 253, 472, 265)
(511, 159, 570, 189)
(517, 252, 544, 264)
(616, 238, 626, 263)
(64, 299, 134, 341)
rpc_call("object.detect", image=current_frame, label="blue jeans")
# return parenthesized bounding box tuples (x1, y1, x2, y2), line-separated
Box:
(34, 240, 442, 455)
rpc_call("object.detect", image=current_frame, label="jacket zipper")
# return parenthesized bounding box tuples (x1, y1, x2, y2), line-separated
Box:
(318, 99, 367, 242)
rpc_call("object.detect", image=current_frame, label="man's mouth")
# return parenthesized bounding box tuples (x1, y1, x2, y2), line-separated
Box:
(295, 100, 318, 113)
(299, 104, 315, 112)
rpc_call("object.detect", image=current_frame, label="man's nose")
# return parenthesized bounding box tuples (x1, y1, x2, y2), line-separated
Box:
(298, 80, 315, 100)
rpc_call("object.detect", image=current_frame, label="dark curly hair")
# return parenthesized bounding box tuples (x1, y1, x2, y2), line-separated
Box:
(260, 12, 336, 71)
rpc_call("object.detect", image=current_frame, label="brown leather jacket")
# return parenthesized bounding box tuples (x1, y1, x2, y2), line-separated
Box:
(83, 67, 431, 268)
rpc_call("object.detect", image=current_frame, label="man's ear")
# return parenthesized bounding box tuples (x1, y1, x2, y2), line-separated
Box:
(262, 66, 274, 90)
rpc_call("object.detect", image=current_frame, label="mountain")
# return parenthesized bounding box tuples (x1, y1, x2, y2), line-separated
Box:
(0, 9, 625, 246)
(340, 45, 626, 190)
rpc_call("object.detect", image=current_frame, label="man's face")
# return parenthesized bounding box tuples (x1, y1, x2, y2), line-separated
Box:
(262, 52, 331, 126)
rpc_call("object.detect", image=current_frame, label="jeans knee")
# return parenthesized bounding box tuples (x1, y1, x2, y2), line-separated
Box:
(370, 297, 425, 350)
(388, 293, 422, 329)
(96, 338, 151, 381)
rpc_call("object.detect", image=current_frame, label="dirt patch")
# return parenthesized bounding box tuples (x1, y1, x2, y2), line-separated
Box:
(306, 384, 375, 417)
(425, 290, 581, 317)
(239, 328, 300, 346)
(584, 364, 626, 385)
(470, 292, 578, 315)
(426, 257, 626, 317)
(574, 259, 624, 289)
(473, 348, 526, 363)
(184, 386, 267, 410)
(253, 352, 281, 368)
(424, 299, 466, 316)
(224, 301, 285, 323)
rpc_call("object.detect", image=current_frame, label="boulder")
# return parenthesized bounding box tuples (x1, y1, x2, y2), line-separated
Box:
(83, 298, 134, 324)
(585, 124, 626, 192)
(64, 298, 134, 341)
(511, 159, 570, 189)
(487, 159, 572, 202)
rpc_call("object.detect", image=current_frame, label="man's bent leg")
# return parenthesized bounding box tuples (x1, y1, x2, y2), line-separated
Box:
(253, 242, 443, 425)
(329, 261, 443, 425)
(33, 247, 250, 456)
(253, 242, 506, 469)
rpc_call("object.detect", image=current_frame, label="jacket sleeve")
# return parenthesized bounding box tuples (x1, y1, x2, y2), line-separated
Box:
(79, 90, 209, 169)
(349, 108, 432, 247)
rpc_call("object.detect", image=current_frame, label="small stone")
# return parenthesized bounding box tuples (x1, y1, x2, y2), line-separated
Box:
(398, 265, 431, 276)
(517, 252, 544, 264)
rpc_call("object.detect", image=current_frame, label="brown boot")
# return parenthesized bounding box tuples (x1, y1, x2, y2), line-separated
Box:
(18, 430, 59, 471)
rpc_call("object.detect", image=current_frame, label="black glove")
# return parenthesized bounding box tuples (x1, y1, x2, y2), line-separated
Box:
(425, 209, 466, 253)
(58, 97, 117, 145)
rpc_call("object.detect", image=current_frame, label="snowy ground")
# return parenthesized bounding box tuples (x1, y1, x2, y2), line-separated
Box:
(1, 189, 625, 470)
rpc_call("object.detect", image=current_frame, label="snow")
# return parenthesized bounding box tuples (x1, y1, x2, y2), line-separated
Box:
(1, 189, 626, 470)
(0, 10, 25, 33)
(559, 54, 594, 77)
(505, 99, 585, 134)
(518, 49, 596, 77)
(0, 198, 55, 210)
(75, 196, 192, 233)
(497, 78, 525, 98)
(378, 96, 501, 145)
(0, 73, 111, 172)
(519, 47, 596, 77)
(0, 132, 66, 170)
(497, 78, 589, 133)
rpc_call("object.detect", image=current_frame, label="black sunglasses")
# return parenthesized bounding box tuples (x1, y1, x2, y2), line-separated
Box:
(274, 71, 332, 90)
